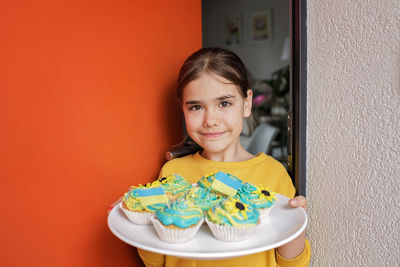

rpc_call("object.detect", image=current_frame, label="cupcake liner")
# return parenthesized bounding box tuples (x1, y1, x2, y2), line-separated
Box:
(259, 205, 274, 221)
(151, 217, 204, 244)
(205, 217, 258, 242)
(119, 202, 154, 225)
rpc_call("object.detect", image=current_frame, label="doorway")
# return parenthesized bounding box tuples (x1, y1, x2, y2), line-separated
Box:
(201, 0, 307, 195)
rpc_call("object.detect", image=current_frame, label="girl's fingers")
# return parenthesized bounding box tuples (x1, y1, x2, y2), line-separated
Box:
(289, 195, 307, 209)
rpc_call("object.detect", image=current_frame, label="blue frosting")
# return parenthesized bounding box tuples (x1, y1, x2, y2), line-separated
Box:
(155, 199, 204, 228)
(235, 183, 276, 209)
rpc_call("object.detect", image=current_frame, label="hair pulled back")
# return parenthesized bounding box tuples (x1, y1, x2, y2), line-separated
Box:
(176, 47, 252, 101)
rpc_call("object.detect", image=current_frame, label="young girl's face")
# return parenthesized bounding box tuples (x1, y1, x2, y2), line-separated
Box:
(182, 72, 252, 157)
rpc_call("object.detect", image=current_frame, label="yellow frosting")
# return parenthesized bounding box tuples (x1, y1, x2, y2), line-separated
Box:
(206, 197, 260, 227)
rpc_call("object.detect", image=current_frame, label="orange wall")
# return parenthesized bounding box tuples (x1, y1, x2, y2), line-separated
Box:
(0, 1, 201, 266)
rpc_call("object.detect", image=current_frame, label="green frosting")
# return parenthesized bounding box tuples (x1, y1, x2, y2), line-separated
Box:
(206, 197, 260, 227)
(155, 198, 204, 228)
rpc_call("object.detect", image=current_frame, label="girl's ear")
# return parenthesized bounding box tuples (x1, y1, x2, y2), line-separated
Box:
(243, 89, 253, 117)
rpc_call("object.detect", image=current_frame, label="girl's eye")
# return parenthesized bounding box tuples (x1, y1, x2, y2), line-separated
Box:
(219, 101, 231, 108)
(189, 105, 202, 111)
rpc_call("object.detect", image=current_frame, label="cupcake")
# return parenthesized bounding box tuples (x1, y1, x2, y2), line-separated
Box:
(151, 198, 204, 243)
(185, 186, 225, 212)
(197, 171, 243, 197)
(205, 197, 260, 242)
(235, 183, 277, 221)
(152, 174, 192, 200)
(120, 185, 169, 225)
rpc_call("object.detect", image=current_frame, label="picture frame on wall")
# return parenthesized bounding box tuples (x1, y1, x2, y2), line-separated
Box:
(224, 16, 241, 45)
(251, 10, 272, 43)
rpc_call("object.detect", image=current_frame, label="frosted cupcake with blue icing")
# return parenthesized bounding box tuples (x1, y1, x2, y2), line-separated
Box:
(235, 183, 277, 221)
(151, 198, 204, 243)
(120, 185, 169, 225)
(205, 197, 260, 242)
(185, 186, 225, 212)
(153, 174, 192, 200)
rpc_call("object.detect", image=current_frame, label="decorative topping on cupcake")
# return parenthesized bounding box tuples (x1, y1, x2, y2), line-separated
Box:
(135, 187, 168, 206)
(235, 201, 245, 210)
(235, 183, 277, 209)
(262, 190, 270, 196)
(198, 172, 243, 197)
(155, 198, 204, 228)
(254, 187, 276, 203)
(123, 187, 168, 212)
(206, 197, 259, 226)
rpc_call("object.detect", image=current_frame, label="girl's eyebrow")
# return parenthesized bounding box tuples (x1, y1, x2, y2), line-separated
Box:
(217, 94, 235, 100)
(184, 94, 235, 105)
(184, 100, 201, 105)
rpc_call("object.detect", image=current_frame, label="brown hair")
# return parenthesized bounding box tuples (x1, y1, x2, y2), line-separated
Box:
(176, 47, 252, 101)
(176, 47, 256, 135)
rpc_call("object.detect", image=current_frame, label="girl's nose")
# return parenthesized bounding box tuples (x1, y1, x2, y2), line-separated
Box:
(203, 109, 219, 127)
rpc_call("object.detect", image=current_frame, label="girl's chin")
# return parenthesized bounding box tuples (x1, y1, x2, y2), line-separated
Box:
(200, 146, 233, 156)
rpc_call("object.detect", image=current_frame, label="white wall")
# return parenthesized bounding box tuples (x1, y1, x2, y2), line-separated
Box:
(202, 0, 289, 80)
(307, 0, 400, 266)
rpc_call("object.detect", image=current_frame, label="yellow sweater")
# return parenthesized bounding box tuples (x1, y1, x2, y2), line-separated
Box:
(138, 152, 311, 267)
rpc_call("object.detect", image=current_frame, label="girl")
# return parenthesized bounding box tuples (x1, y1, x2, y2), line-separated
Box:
(139, 47, 310, 266)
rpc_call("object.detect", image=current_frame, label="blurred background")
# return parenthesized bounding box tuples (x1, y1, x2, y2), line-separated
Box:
(203, 0, 290, 167)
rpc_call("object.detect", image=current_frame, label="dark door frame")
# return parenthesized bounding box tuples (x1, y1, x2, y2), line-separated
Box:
(288, 0, 307, 196)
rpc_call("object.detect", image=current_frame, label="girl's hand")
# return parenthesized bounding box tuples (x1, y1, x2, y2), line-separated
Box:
(289, 195, 307, 209)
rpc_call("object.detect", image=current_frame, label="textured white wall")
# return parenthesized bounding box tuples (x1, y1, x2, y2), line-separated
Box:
(307, 0, 400, 266)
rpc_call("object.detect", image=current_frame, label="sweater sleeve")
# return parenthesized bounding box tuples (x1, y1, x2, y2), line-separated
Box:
(158, 162, 169, 178)
(277, 165, 296, 198)
(276, 239, 311, 267)
(138, 248, 165, 267)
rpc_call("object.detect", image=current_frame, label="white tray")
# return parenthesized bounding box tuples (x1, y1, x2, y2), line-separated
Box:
(107, 193, 307, 260)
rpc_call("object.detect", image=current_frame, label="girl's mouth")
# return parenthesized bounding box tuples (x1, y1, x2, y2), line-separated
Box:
(201, 132, 225, 138)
